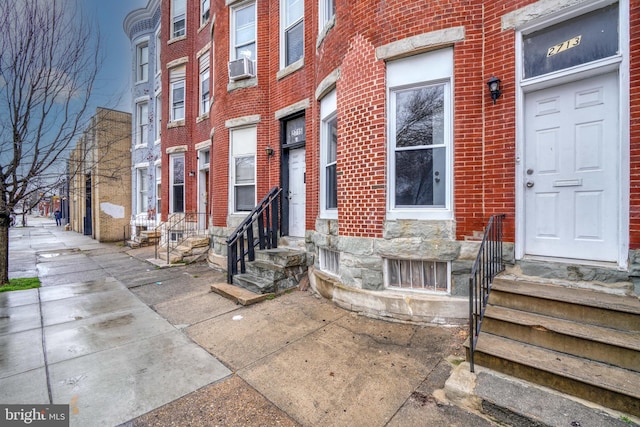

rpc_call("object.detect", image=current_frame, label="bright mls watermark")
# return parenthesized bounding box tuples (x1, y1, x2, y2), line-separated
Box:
(1, 405, 69, 426)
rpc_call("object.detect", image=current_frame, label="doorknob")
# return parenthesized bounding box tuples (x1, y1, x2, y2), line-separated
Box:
(526, 181, 534, 188)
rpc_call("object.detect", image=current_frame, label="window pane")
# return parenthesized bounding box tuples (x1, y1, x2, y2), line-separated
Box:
(235, 185, 255, 211)
(173, 185, 184, 212)
(235, 156, 254, 184)
(395, 147, 445, 207)
(399, 260, 411, 288)
(435, 262, 448, 292)
(396, 85, 444, 148)
(235, 4, 256, 45)
(173, 157, 184, 185)
(327, 117, 337, 162)
(173, 17, 185, 37)
(286, 20, 304, 65)
(286, 0, 303, 27)
(388, 259, 399, 286)
(326, 164, 337, 209)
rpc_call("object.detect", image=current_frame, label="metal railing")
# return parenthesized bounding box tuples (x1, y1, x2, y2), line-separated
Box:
(468, 214, 506, 373)
(154, 212, 208, 262)
(227, 186, 281, 284)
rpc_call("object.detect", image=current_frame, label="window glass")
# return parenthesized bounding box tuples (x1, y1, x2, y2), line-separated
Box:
(386, 259, 449, 292)
(234, 3, 256, 60)
(285, 116, 305, 145)
(284, 0, 303, 66)
(325, 116, 337, 209)
(201, 0, 210, 24)
(523, 4, 618, 79)
(171, 155, 184, 213)
(137, 102, 148, 146)
(199, 54, 210, 115)
(172, 0, 186, 38)
(138, 168, 148, 213)
(138, 44, 148, 81)
(393, 84, 446, 208)
(171, 80, 185, 121)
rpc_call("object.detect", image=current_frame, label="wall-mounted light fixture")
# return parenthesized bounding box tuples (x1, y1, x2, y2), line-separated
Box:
(265, 146, 274, 156)
(189, 171, 196, 177)
(487, 76, 502, 104)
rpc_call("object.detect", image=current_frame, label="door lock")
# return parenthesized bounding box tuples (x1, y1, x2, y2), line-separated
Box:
(526, 181, 535, 188)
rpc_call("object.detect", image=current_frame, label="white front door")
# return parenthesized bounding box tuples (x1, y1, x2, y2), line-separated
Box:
(524, 72, 619, 262)
(288, 148, 306, 237)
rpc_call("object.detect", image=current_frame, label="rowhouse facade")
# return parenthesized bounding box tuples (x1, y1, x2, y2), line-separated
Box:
(156, 0, 638, 324)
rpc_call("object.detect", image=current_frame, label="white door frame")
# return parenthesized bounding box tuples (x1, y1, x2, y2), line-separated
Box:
(513, 0, 629, 268)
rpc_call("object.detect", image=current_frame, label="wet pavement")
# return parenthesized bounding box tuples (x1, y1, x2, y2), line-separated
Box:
(1, 216, 497, 426)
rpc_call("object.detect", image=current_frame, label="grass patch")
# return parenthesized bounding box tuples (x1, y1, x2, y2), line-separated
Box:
(0, 277, 41, 293)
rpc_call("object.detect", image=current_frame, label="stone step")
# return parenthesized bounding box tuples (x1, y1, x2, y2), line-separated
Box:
(490, 278, 640, 331)
(244, 260, 286, 281)
(254, 248, 306, 268)
(210, 283, 272, 306)
(472, 333, 640, 417)
(232, 273, 274, 294)
(483, 305, 640, 371)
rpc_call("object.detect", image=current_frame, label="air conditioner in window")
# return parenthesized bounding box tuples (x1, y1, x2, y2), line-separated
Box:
(228, 57, 255, 81)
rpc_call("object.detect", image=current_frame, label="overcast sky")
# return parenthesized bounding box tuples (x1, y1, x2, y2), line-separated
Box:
(86, 0, 148, 112)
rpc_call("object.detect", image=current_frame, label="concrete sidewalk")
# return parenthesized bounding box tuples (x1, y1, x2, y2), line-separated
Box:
(2, 216, 495, 426)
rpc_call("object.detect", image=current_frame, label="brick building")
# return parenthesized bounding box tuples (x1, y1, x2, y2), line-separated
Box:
(68, 108, 132, 242)
(156, 0, 639, 323)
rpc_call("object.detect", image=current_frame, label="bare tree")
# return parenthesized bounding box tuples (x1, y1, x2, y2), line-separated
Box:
(0, 0, 101, 285)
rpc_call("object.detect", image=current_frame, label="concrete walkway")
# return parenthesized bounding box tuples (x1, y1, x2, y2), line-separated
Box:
(1, 216, 495, 426)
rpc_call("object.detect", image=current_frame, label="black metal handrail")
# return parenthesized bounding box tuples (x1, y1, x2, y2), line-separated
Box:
(227, 186, 281, 284)
(468, 214, 506, 372)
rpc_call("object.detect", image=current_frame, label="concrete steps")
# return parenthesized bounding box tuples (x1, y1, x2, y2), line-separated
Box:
(158, 235, 209, 264)
(231, 248, 307, 294)
(468, 276, 640, 419)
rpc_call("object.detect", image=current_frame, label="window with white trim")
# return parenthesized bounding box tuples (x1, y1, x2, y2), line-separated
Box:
(387, 48, 453, 219)
(154, 95, 161, 142)
(169, 66, 185, 122)
(137, 43, 149, 82)
(170, 154, 185, 213)
(281, 0, 304, 67)
(320, 89, 337, 218)
(230, 127, 256, 212)
(199, 53, 210, 115)
(201, 0, 210, 25)
(231, 2, 256, 61)
(319, 247, 339, 275)
(155, 165, 162, 213)
(137, 167, 148, 214)
(385, 258, 449, 293)
(136, 101, 148, 146)
(155, 30, 161, 74)
(319, 0, 335, 32)
(172, 0, 186, 38)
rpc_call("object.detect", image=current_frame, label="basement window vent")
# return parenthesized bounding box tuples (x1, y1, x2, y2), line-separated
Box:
(170, 232, 184, 242)
(319, 248, 340, 276)
(385, 258, 450, 293)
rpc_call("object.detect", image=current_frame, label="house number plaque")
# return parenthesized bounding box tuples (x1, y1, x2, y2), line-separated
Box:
(547, 35, 582, 57)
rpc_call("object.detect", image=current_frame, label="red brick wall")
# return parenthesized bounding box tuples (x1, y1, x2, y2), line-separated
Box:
(164, 0, 639, 252)
(335, 34, 386, 237)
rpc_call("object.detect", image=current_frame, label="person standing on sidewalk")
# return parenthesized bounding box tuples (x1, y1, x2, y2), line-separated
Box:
(54, 209, 61, 226)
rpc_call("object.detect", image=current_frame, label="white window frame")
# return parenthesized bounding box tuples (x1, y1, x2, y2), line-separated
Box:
(169, 154, 185, 213)
(231, 2, 257, 62)
(137, 42, 149, 82)
(384, 258, 450, 294)
(280, 0, 304, 68)
(136, 101, 149, 147)
(318, 0, 335, 33)
(155, 28, 161, 75)
(201, 0, 210, 26)
(136, 167, 149, 214)
(155, 163, 162, 214)
(199, 54, 210, 115)
(169, 66, 185, 122)
(320, 89, 337, 219)
(229, 126, 256, 214)
(154, 94, 161, 143)
(172, 0, 186, 39)
(386, 48, 453, 220)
